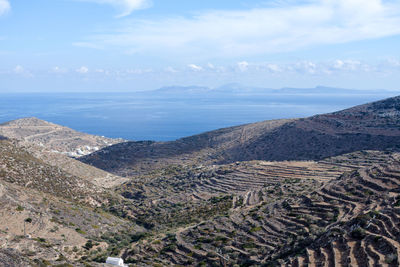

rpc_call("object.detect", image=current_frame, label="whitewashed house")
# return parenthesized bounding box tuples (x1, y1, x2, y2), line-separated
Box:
(106, 257, 128, 267)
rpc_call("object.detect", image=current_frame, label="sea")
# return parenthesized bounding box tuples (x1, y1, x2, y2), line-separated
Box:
(0, 90, 398, 141)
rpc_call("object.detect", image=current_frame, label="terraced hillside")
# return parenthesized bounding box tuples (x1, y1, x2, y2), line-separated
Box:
(81, 95, 400, 177)
(0, 117, 124, 157)
(119, 150, 390, 205)
(1, 96, 400, 266)
(2, 146, 396, 266)
(120, 151, 400, 266)
(284, 154, 400, 266)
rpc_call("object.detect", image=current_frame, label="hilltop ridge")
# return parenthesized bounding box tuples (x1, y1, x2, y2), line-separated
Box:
(80, 95, 400, 177)
(0, 117, 129, 188)
(0, 117, 124, 157)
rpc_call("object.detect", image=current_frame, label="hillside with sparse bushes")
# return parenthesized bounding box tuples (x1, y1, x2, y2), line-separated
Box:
(1, 96, 400, 266)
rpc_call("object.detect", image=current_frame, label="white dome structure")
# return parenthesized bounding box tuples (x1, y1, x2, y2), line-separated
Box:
(106, 257, 128, 267)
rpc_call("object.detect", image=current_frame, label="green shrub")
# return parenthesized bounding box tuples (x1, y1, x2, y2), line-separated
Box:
(75, 228, 86, 235)
(83, 240, 94, 250)
(16, 205, 24, 211)
(250, 226, 262, 232)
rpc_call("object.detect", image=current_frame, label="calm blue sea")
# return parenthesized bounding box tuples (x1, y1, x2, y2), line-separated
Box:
(0, 91, 398, 141)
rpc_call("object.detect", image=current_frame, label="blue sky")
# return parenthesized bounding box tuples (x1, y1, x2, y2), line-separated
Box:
(1, 0, 400, 92)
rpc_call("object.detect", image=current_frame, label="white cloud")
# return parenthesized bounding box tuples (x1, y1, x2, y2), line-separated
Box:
(78, 0, 400, 60)
(387, 58, 400, 67)
(78, 0, 152, 17)
(237, 61, 249, 72)
(207, 63, 215, 69)
(76, 66, 89, 74)
(165, 66, 178, 73)
(265, 64, 282, 73)
(52, 66, 68, 74)
(329, 59, 376, 73)
(0, 0, 10, 16)
(14, 65, 24, 74)
(331, 60, 363, 71)
(126, 68, 152, 74)
(187, 64, 203, 71)
(13, 65, 33, 77)
(292, 61, 318, 74)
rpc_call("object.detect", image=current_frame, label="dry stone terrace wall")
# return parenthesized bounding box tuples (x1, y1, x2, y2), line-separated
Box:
(284, 158, 400, 266)
(120, 150, 392, 204)
(121, 151, 400, 266)
(1, 96, 400, 266)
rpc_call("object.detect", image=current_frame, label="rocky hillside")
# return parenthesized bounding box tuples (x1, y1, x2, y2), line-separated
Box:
(120, 151, 400, 266)
(228, 95, 400, 162)
(1, 95, 400, 266)
(0, 140, 105, 205)
(0, 117, 124, 157)
(80, 118, 294, 176)
(81, 95, 400, 177)
(18, 141, 129, 188)
(0, 117, 129, 188)
(0, 139, 141, 266)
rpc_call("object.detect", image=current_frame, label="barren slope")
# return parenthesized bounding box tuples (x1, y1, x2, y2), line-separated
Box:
(0, 140, 105, 205)
(80, 119, 294, 176)
(0, 139, 140, 266)
(19, 142, 129, 188)
(81, 96, 400, 177)
(0, 117, 123, 157)
(0, 117, 128, 188)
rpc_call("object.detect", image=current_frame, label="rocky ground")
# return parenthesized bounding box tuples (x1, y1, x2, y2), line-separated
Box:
(1, 96, 400, 266)
(115, 150, 400, 266)
(0, 139, 140, 266)
(0, 117, 124, 158)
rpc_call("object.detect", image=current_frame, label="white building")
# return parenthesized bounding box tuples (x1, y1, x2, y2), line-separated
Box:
(106, 257, 128, 267)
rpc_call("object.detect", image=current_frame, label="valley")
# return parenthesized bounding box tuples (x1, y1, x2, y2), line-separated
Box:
(0, 96, 400, 266)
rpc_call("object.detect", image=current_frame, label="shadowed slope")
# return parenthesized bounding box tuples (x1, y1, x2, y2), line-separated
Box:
(81, 96, 400, 177)
(80, 119, 293, 176)
(227, 95, 400, 162)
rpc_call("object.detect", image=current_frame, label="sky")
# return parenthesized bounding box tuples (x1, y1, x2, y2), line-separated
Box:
(1, 0, 400, 92)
